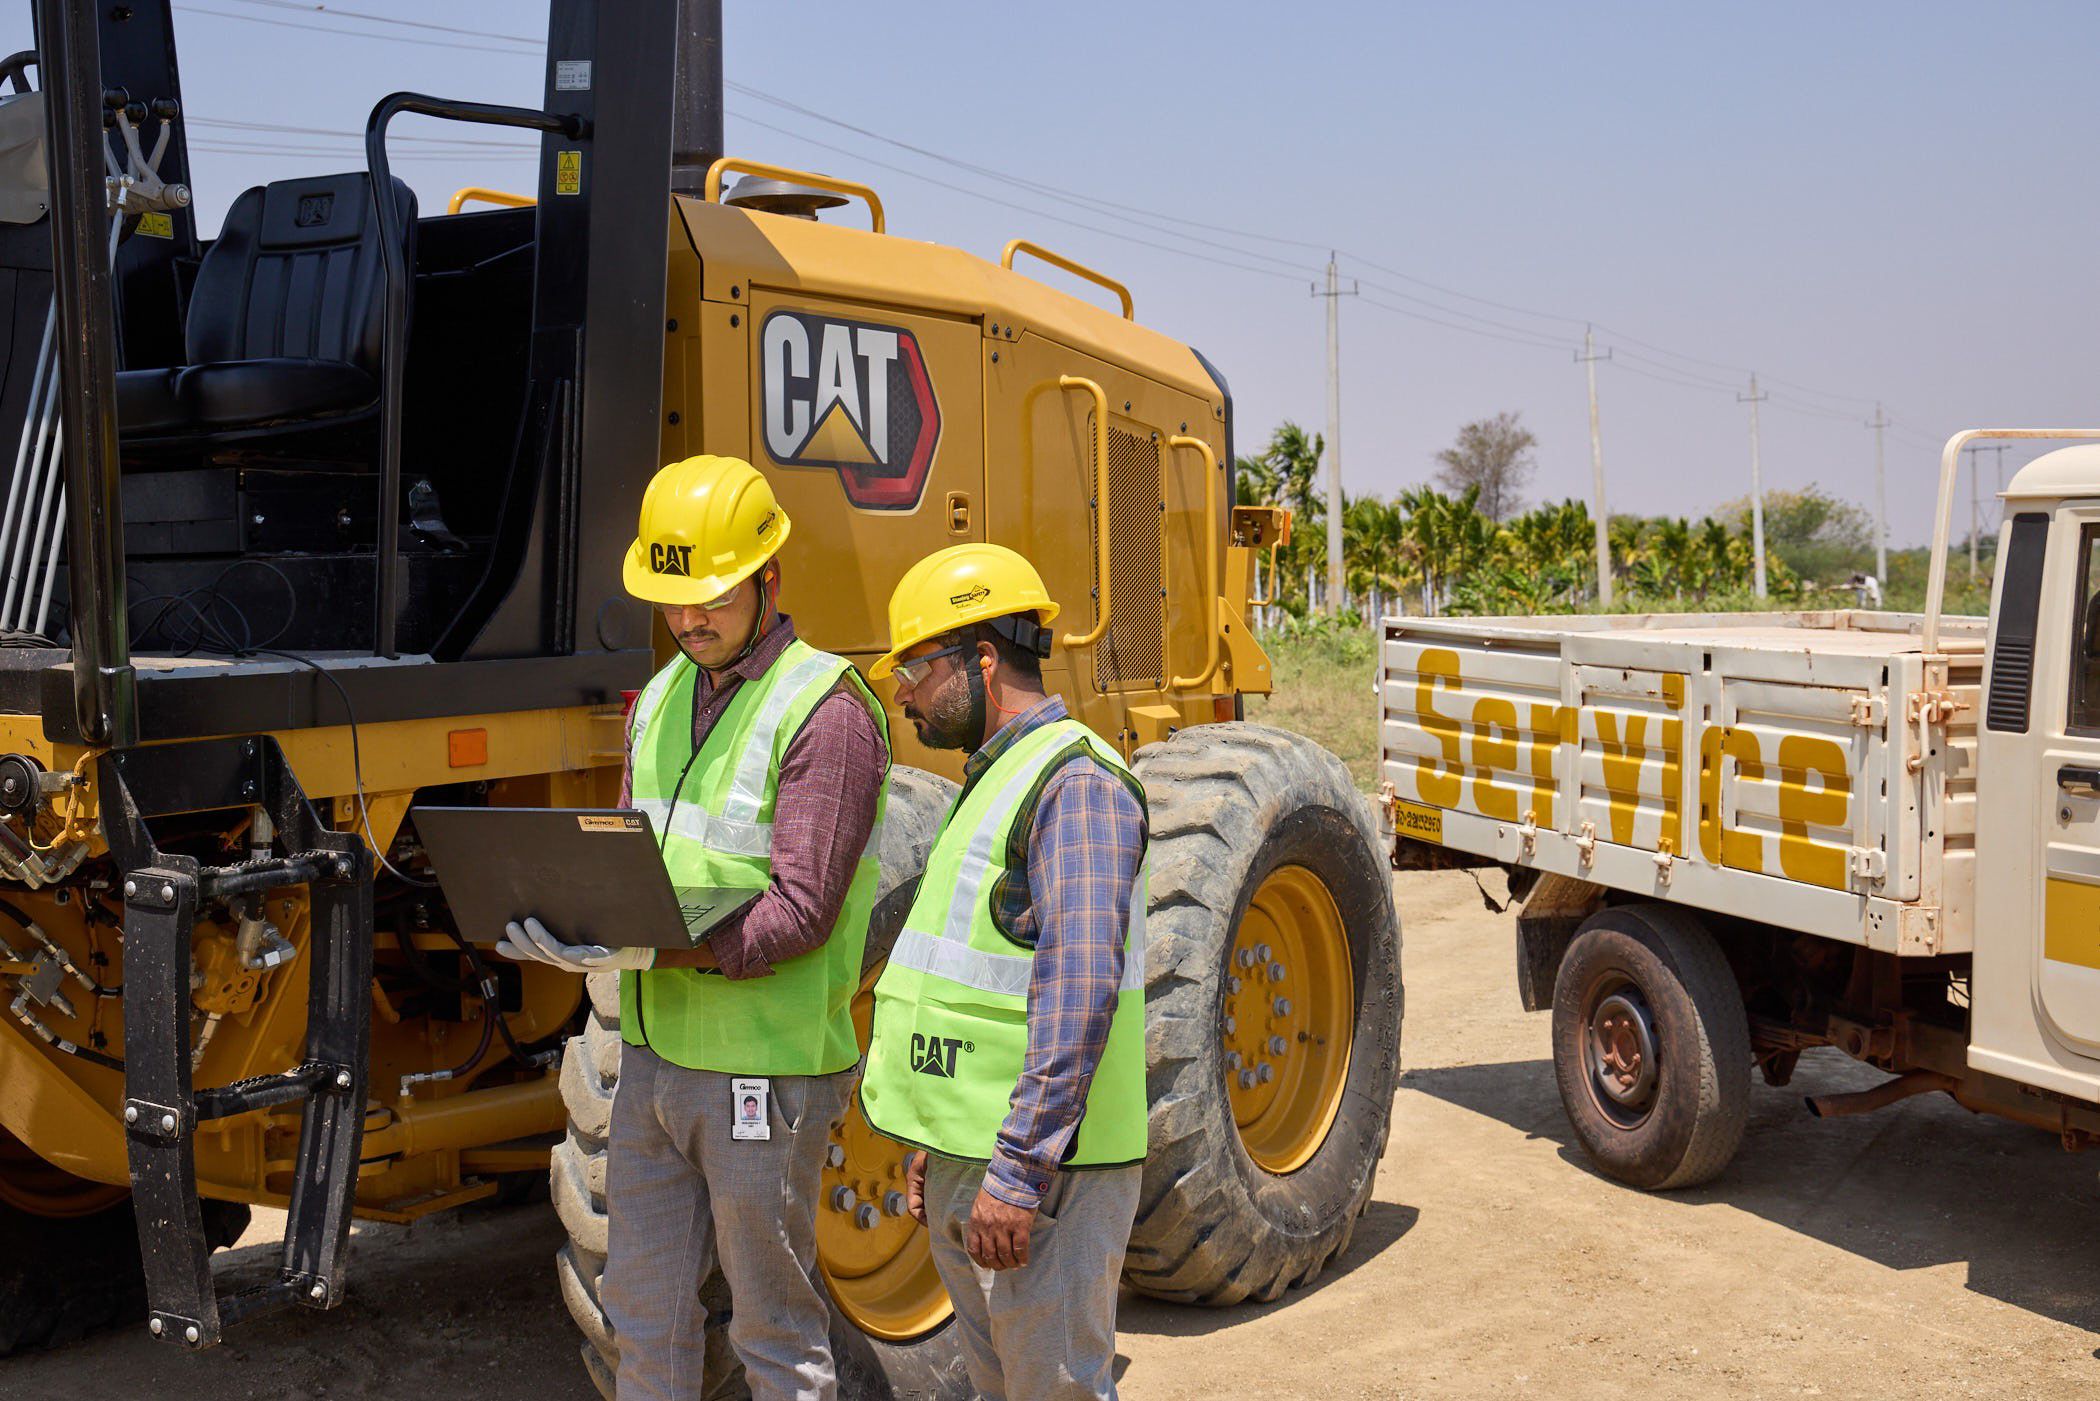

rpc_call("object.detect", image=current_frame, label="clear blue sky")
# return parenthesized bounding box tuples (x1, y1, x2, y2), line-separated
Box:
(24, 1, 2098, 548)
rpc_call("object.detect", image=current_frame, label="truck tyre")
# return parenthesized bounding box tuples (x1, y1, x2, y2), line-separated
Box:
(1124, 724, 1403, 1305)
(1550, 903, 1750, 1190)
(555, 765, 970, 1401)
(0, 1130, 249, 1356)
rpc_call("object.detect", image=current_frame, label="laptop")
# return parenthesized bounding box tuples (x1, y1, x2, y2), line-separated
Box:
(413, 807, 761, 949)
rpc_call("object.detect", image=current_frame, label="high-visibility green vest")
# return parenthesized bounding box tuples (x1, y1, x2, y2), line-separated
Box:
(620, 638, 890, 1075)
(860, 717, 1147, 1168)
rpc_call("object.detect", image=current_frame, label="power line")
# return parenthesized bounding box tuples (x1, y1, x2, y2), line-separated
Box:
(188, 116, 535, 149)
(171, 4, 542, 56)
(729, 110, 1313, 285)
(161, 0, 1951, 438)
(1356, 296, 1586, 354)
(219, 0, 537, 46)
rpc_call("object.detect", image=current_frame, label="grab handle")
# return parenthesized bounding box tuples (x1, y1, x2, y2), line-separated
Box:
(1057, 375, 1113, 649)
(1168, 435, 1220, 688)
(1001, 239, 1133, 319)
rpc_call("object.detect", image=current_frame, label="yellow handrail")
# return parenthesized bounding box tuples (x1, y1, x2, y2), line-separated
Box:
(448, 186, 534, 215)
(1001, 239, 1133, 320)
(1168, 434, 1220, 688)
(701, 157, 884, 233)
(1058, 375, 1113, 649)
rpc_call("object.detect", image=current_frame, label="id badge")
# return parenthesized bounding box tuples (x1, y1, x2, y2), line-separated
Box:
(731, 1078, 771, 1141)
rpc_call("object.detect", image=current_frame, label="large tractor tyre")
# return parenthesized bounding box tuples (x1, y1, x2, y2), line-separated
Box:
(555, 765, 972, 1401)
(0, 1129, 250, 1355)
(1125, 724, 1404, 1306)
(1549, 903, 1750, 1191)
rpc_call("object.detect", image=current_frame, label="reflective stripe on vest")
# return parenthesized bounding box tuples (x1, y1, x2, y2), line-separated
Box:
(620, 639, 889, 1076)
(859, 717, 1147, 1168)
(885, 886, 1146, 998)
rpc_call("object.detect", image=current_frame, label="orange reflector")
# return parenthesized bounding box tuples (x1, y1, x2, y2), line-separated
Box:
(1213, 697, 1237, 724)
(447, 728, 489, 768)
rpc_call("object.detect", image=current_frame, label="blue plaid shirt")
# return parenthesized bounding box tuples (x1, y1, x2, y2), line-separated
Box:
(957, 696, 1148, 1211)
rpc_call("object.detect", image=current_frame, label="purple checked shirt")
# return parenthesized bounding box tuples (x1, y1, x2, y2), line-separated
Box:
(619, 614, 887, 981)
(961, 695, 1149, 1212)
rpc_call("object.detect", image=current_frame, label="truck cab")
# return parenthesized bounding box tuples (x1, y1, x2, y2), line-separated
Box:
(1971, 445, 2100, 1104)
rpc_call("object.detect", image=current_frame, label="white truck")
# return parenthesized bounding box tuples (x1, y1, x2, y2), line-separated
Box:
(1378, 429, 2100, 1187)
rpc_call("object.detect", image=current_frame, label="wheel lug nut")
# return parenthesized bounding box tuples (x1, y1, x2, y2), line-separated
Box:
(884, 1191, 908, 1217)
(826, 1144, 846, 1169)
(830, 1186, 857, 1212)
(1274, 997, 1291, 1017)
(1237, 948, 1255, 969)
(1255, 943, 1272, 962)
(1222, 1015, 1236, 1035)
(1269, 963, 1287, 981)
(1223, 1051, 1241, 1071)
(856, 1204, 880, 1230)
(1227, 975, 1242, 994)
(1268, 1036, 1288, 1056)
(1238, 1069, 1255, 1089)
(1257, 1063, 1274, 1084)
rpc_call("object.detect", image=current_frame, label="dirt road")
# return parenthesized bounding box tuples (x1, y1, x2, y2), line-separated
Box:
(14, 870, 2100, 1398)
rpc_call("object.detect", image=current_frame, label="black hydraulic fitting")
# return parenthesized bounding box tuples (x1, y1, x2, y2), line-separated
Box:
(0, 754, 41, 817)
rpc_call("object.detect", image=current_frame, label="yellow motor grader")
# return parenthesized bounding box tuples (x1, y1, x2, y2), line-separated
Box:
(0, 0, 1401, 1391)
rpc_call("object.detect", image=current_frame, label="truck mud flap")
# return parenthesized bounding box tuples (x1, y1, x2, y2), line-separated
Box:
(97, 740, 373, 1348)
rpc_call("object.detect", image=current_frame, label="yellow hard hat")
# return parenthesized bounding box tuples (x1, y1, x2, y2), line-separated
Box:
(621, 455, 792, 606)
(870, 542, 1062, 680)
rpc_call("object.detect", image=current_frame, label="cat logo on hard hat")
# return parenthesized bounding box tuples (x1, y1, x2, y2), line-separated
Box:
(760, 310, 941, 511)
(649, 542, 694, 577)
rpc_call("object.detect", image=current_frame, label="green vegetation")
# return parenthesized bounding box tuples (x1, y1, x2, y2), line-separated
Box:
(1238, 418, 1996, 619)
(1243, 617, 1381, 791)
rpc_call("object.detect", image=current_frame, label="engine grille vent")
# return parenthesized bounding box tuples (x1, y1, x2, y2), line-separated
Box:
(1089, 422, 1165, 691)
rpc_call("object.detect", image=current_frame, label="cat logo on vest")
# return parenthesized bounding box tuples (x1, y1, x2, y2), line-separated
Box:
(908, 1033, 973, 1078)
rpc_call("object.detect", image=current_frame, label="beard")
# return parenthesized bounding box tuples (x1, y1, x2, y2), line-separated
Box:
(905, 673, 978, 751)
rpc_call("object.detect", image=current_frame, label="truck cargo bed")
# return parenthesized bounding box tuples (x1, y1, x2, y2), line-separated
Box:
(1380, 609, 1982, 954)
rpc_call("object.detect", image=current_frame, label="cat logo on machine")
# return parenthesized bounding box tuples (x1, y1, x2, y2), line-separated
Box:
(761, 310, 941, 511)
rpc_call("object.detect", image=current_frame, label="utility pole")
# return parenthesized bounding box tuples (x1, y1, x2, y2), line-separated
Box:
(1578, 328, 1612, 606)
(1739, 374, 1769, 598)
(1963, 444, 1983, 583)
(1868, 403, 1888, 585)
(1313, 255, 1357, 615)
(1984, 444, 2010, 543)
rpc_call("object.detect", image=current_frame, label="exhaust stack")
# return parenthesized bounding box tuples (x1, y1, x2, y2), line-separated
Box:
(670, 0, 723, 195)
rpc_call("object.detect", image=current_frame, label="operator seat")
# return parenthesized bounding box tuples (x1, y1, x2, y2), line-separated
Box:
(116, 171, 415, 441)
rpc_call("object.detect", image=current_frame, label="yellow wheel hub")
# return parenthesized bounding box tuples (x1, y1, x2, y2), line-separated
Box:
(0, 1128, 128, 1218)
(816, 965, 951, 1343)
(1223, 865, 1353, 1174)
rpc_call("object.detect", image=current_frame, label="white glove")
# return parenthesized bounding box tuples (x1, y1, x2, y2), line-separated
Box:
(497, 916, 657, 972)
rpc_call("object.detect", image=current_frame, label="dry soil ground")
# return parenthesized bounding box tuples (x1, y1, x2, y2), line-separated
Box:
(13, 869, 2100, 1399)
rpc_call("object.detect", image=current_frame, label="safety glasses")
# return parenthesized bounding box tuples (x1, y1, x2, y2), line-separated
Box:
(891, 642, 971, 688)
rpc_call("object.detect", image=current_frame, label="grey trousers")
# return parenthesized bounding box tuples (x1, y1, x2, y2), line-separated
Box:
(922, 1154, 1141, 1401)
(602, 1043, 854, 1401)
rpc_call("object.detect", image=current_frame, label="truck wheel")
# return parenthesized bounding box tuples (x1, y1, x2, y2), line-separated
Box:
(555, 766, 970, 1401)
(1550, 904, 1750, 1190)
(0, 1128, 249, 1355)
(1124, 724, 1403, 1305)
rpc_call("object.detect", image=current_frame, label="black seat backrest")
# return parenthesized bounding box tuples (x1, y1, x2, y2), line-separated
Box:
(186, 172, 416, 371)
